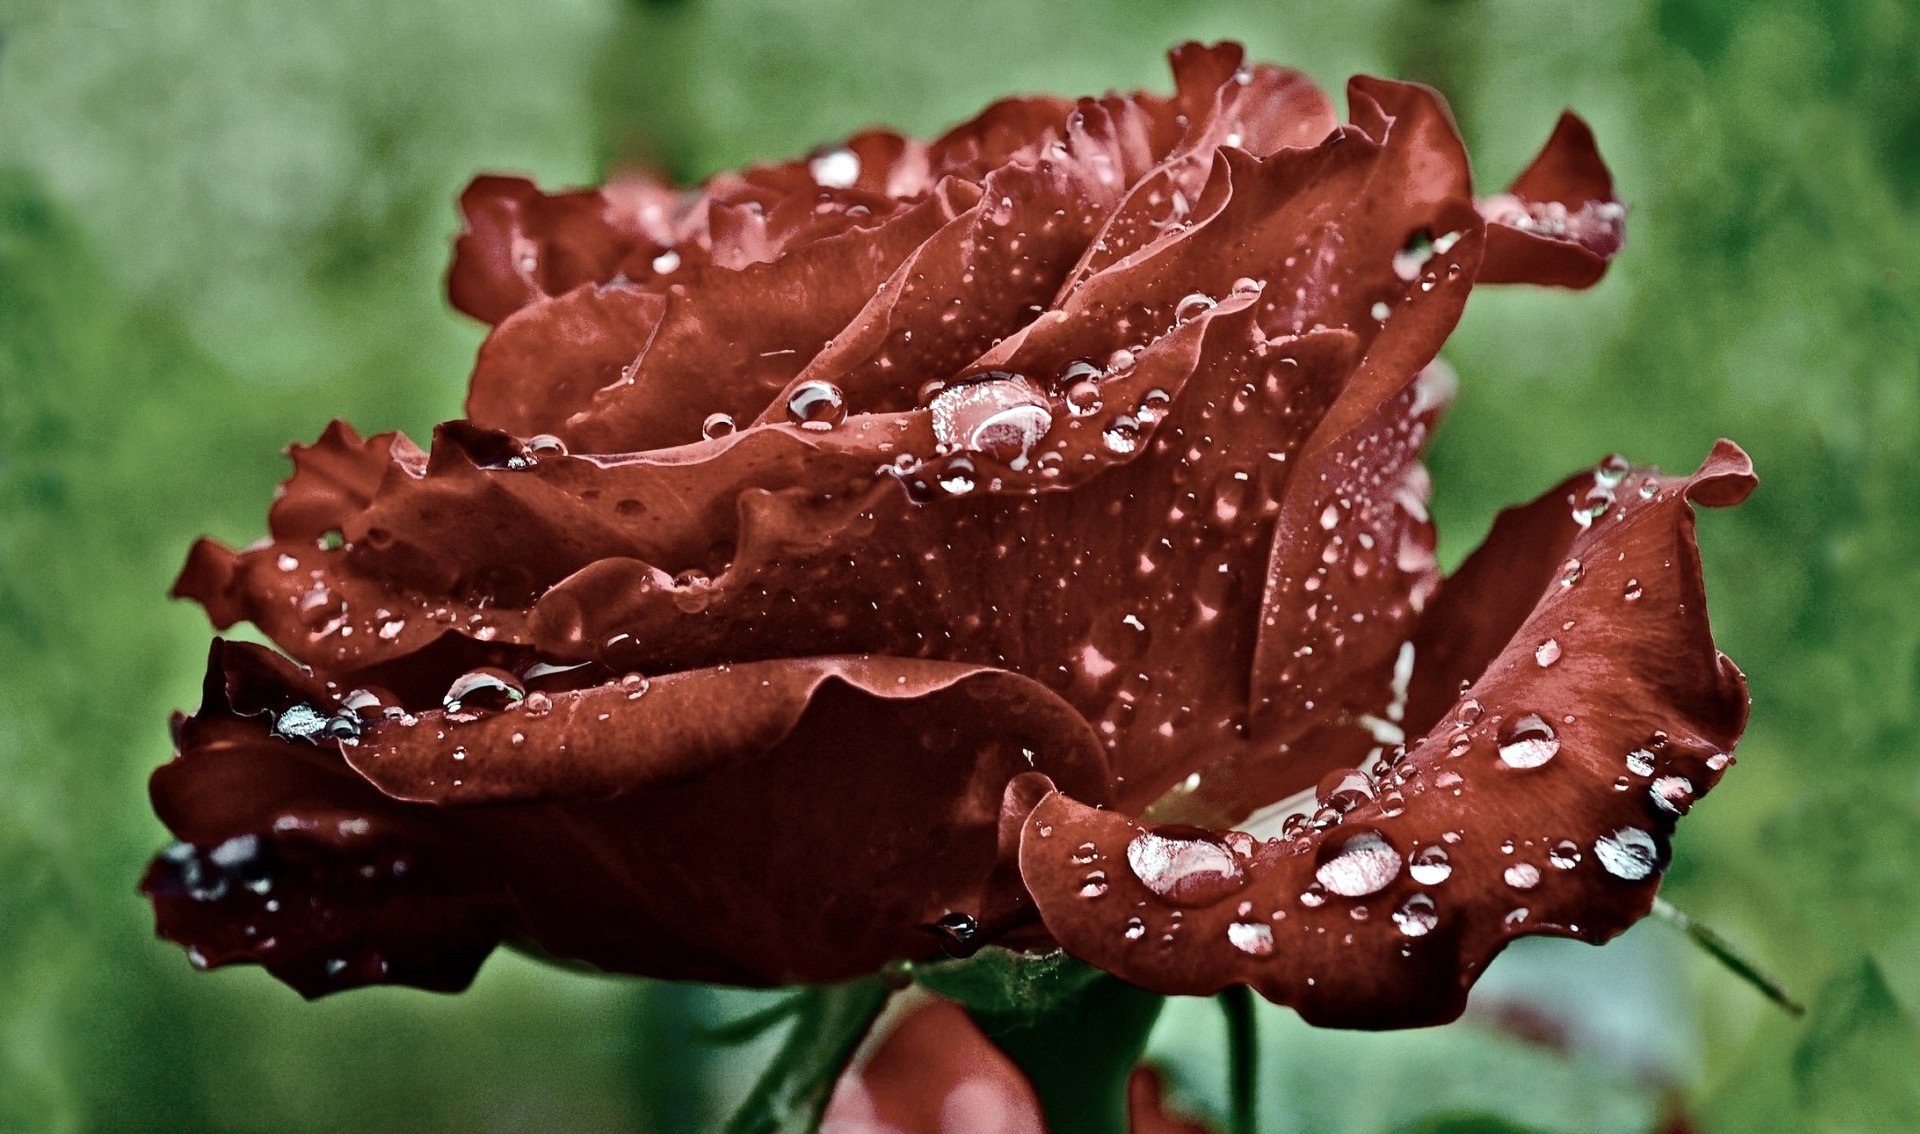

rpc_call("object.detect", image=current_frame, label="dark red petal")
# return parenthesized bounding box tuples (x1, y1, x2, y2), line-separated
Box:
(1477, 113, 1624, 288)
(447, 174, 681, 325)
(821, 996, 1045, 1134)
(145, 639, 1112, 989)
(559, 181, 975, 451)
(1020, 444, 1754, 1029)
(465, 284, 665, 437)
(142, 643, 513, 998)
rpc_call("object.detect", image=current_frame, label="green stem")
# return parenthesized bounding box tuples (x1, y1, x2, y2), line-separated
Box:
(1220, 985, 1258, 1134)
(969, 975, 1165, 1134)
(1651, 896, 1805, 1016)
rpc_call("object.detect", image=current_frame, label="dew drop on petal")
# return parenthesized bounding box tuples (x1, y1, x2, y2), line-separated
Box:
(1408, 844, 1452, 885)
(1549, 840, 1582, 869)
(786, 381, 847, 430)
(1595, 827, 1660, 880)
(1314, 830, 1400, 897)
(1393, 893, 1437, 938)
(1498, 713, 1560, 769)
(1125, 827, 1249, 906)
(1504, 863, 1541, 890)
(1651, 775, 1696, 814)
(807, 146, 860, 189)
(1535, 639, 1562, 667)
(1227, 921, 1275, 956)
(443, 667, 525, 720)
(702, 412, 737, 440)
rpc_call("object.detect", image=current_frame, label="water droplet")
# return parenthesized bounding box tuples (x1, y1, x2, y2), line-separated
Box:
(1624, 749, 1655, 777)
(443, 668, 526, 720)
(1549, 841, 1582, 869)
(702, 412, 736, 440)
(1535, 639, 1562, 667)
(1504, 863, 1541, 890)
(1498, 714, 1560, 769)
(651, 248, 681, 274)
(1393, 893, 1437, 937)
(786, 381, 847, 430)
(274, 704, 330, 742)
(1174, 293, 1216, 323)
(1125, 827, 1249, 906)
(619, 673, 650, 700)
(929, 373, 1052, 465)
(1079, 871, 1110, 899)
(1102, 416, 1141, 455)
(1408, 845, 1452, 885)
(1623, 578, 1644, 602)
(1651, 775, 1695, 814)
(1228, 921, 1275, 956)
(1370, 300, 1392, 321)
(1560, 558, 1583, 587)
(1315, 830, 1400, 897)
(523, 691, 554, 717)
(807, 146, 860, 189)
(926, 911, 979, 951)
(1594, 827, 1659, 880)
(526, 434, 567, 457)
(1456, 698, 1483, 726)
(1318, 502, 1341, 530)
(1317, 768, 1374, 815)
(1230, 276, 1263, 297)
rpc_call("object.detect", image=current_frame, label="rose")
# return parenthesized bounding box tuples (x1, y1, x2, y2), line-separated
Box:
(145, 42, 1752, 1032)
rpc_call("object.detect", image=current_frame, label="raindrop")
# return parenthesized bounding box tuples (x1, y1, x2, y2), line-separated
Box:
(1535, 639, 1562, 668)
(1228, 921, 1275, 956)
(651, 248, 681, 274)
(929, 373, 1053, 465)
(1625, 748, 1656, 776)
(1651, 775, 1696, 814)
(1549, 841, 1582, 869)
(523, 691, 554, 718)
(443, 668, 526, 720)
(1498, 713, 1560, 769)
(1125, 827, 1249, 906)
(1559, 558, 1583, 587)
(1314, 830, 1401, 897)
(1504, 863, 1541, 890)
(1393, 893, 1437, 937)
(702, 412, 737, 440)
(274, 704, 330, 742)
(1408, 845, 1452, 885)
(1594, 827, 1659, 880)
(786, 381, 847, 430)
(926, 911, 979, 952)
(1079, 871, 1110, 899)
(1174, 293, 1216, 323)
(619, 673, 650, 700)
(1317, 768, 1374, 815)
(1623, 578, 1644, 602)
(525, 434, 567, 457)
(1125, 918, 1147, 941)
(1102, 416, 1141, 454)
(808, 146, 861, 189)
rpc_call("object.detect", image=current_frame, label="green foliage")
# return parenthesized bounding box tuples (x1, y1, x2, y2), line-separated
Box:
(719, 979, 889, 1134)
(0, 0, 1915, 1130)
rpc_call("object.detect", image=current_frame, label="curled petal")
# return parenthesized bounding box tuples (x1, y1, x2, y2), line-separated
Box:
(1478, 113, 1624, 288)
(465, 284, 665, 437)
(146, 642, 1111, 989)
(1020, 443, 1754, 1028)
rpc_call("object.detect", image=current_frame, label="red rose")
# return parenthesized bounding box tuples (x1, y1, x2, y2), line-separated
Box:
(146, 42, 1752, 1033)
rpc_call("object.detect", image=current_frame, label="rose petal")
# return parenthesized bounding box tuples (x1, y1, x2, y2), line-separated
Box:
(1019, 443, 1753, 1028)
(465, 284, 666, 438)
(1477, 112, 1624, 288)
(146, 641, 1112, 988)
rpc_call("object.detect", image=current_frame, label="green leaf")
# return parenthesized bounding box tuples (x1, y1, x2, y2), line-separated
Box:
(963, 972, 1164, 1134)
(1391, 1113, 1554, 1134)
(913, 946, 1103, 1027)
(1791, 959, 1920, 1133)
(721, 977, 890, 1134)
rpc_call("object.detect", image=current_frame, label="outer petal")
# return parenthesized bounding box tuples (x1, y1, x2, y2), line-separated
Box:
(1019, 444, 1754, 1028)
(1477, 113, 1625, 288)
(144, 641, 1110, 991)
(820, 996, 1212, 1134)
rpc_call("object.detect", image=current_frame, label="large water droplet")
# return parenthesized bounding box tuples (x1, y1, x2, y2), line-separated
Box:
(1393, 893, 1437, 937)
(786, 381, 847, 430)
(1227, 921, 1274, 956)
(1125, 827, 1249, 906)
(1314, 829, 1400, 897)
(1504, 863, 1541, 890)
(444, 667, 526, 721)
(1651, 775, 1695, 814)
(1594, 827, 1659, 880)
(1498, 713, 1560, 769)
(702, 412, 736, 440)
(929, 373, 1053, 466)
(1625, 748, 1656, 776)
(1408, 844, 1452, 885)
(1534, 639, 1562, 668)
(807, 146, 861, 189)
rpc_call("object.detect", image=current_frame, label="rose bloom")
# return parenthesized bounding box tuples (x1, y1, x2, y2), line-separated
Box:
(146, 42, 1752, 1032)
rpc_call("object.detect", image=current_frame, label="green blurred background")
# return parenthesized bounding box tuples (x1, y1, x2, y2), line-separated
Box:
(2, 0, 1916, 1130)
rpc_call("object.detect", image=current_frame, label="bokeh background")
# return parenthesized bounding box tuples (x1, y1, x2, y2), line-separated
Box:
(2, 0, 1916, 1130)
